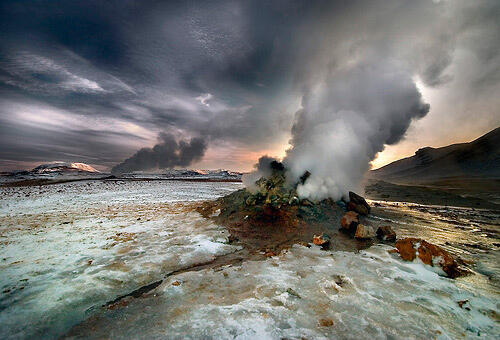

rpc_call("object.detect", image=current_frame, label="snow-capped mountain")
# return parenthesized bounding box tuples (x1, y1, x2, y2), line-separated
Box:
(32, 162, 100, 173)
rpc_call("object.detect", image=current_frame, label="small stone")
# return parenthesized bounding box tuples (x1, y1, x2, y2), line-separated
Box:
(313, 233, 331, 248)
(354, 224, 375, 239)
(264, 249, 277, 257)
(227, 235, 239, 244)
(458, 300, 469, 309)
(301, 199, 313, 206)
(340, 211, 359, 230)
(172, 280, 181, 286)
(298, 241, 311, 248)
(318, 318, 334, 327)
(245, 196, 257, 206)
(376, 226, 396, 242)
(286, 288, 301, 298)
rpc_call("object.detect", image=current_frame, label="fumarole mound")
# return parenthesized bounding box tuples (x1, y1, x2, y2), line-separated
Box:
(198, 161, 375, 254)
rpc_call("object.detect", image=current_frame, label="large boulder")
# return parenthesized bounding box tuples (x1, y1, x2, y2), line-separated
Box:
(348, 191, 371, 215)
(376, 226, 396, 242)
(340, 211, 359, 231)
(354, 224, 375, 239)
(394, 238, 463, 278)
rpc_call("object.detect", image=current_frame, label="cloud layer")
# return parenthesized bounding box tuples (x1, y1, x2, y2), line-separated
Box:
(0, 0, 498, 173)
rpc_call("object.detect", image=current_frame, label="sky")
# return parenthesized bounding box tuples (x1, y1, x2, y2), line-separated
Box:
(0, 0, 499, 172)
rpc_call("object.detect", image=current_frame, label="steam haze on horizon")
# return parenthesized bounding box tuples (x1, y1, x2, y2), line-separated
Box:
(0, 0, 499, 174)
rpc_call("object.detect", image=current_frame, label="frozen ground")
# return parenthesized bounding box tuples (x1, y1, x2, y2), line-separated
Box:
(0, 180, 242, 339)
(0, 180, 499, 339)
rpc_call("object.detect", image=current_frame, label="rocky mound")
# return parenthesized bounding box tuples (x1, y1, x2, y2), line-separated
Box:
(198, 161, 376, 254)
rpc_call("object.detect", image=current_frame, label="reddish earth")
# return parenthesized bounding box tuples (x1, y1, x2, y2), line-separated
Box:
(197, 189, 374, 255)
(394, 238, 466, 278)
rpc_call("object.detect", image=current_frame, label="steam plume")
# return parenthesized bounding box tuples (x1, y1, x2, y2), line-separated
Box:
(242, 155, 279, 193)
(111, 132, 207, 174)
(284, 58, 429, 201)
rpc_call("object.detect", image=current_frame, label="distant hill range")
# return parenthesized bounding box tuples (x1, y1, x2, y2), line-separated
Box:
(370, 127, 500, 184)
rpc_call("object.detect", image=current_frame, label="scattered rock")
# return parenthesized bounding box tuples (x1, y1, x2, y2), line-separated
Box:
(301, 199, 313, 206)
(340, 211, 359, 230)
(264, 249, 277, 257)
(457, 300, 470, 310)
(171, 281, 181, 286)
(332, 274, 346, 287)
(227, 235, 239, 244)
(318, 318, 334, 327)
(376, 226, 396, 242)
(313, 233, 331, 248)
(288, 196, 300, 205)
(394, 238, 464, 278)
(298, 241, 311, 248)
(245, 196, 257, 206)
(354, 224, 375, 239)
(286, 288, 301, 298)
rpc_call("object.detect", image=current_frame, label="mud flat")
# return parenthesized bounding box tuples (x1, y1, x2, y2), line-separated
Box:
(365, 179, 500, 210)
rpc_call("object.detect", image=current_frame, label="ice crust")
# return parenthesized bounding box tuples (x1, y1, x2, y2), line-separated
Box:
(67, 244, 500, 339)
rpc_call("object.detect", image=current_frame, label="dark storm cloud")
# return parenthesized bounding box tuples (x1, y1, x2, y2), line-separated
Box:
(0, 0, 498, 171)
(111, 132, 207, 174)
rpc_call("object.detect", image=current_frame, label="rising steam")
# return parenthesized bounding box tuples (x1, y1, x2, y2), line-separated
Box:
(283, 58, 429, 200)
(242, 155, 279, 194)
(111, 132, 207, 174)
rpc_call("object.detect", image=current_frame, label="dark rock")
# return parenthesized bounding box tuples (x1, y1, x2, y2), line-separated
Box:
(354, 204, 369, 216)
(348, 191, 371, 215)
(299, 171, 311, 185)
(286, 288, 301, 298)
(376, 226, 396, 242)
